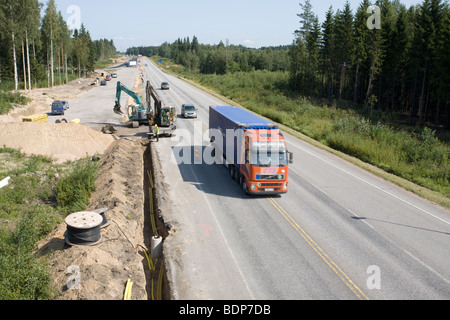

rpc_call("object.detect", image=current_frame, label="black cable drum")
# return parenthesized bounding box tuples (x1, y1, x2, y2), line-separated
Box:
(93, 207, 111, 229)
(65, 211, 103, 246)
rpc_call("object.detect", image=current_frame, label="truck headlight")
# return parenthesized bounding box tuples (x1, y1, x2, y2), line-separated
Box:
(250, 183, 256, 191)
(283, 182, 288, 190)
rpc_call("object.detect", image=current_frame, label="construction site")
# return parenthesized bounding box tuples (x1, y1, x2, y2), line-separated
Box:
(2, 55, 450, 302)
(0, 58, 173, 300)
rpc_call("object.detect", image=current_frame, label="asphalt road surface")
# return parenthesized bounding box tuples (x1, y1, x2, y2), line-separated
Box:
(58, 58, 450, 300)
(142, 57, 450, 300)
(50, 63, 149, 139)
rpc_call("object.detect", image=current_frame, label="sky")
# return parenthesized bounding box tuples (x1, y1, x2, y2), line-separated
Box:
(50, 0, 424, 52)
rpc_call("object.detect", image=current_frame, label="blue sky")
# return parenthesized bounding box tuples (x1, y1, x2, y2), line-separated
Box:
(50, 0, 423, 51)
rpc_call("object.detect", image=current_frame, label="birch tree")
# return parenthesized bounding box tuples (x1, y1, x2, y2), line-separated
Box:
(41, 0, 59, 88)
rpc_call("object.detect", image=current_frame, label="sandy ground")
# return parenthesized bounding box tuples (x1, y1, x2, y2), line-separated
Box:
(0, 76, 96, 124)
(37, 138, 149, 300)
(0, 69, 115, 164)
(1, 62, 159, 300)
(0, 122, 115, 164)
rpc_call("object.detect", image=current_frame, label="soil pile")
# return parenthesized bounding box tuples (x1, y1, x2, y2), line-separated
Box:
(37, 138, 149, 300)
(0, 122, 115, 164)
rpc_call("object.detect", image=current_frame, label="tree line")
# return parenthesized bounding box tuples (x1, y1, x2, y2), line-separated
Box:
(127, 0, 449, 129)
(292, 0, 450, 127)
(0, 0, 117, 93)
(127, 37, 291, 75)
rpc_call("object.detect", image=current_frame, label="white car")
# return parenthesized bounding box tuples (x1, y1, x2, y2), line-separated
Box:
(181, 104, 197, 118)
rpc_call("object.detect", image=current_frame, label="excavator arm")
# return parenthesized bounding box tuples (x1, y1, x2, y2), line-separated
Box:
(113, 81, 143, 115)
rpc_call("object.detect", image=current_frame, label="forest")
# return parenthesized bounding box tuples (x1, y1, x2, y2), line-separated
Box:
(127, 0, 450, 129)
(0, 0, 117, 93)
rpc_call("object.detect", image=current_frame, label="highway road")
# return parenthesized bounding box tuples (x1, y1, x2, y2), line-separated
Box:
(141, 57, 450, 300)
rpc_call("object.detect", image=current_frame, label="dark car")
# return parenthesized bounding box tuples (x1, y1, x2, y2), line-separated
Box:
(101, 79, 107, 86)
(161, 82, 169, 90)
(51, 101, 65, 115)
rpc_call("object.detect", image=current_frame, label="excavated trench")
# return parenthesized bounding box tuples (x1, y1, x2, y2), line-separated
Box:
(143, 141, 171, 300)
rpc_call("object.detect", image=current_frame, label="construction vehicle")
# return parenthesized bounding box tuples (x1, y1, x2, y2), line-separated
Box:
(113, 81, 150, 128)
(145, 80, 176, 138)
(209, 106, 293, 195)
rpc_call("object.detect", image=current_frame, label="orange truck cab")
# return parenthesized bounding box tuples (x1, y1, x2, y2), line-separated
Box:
(209, 106, 293, 195)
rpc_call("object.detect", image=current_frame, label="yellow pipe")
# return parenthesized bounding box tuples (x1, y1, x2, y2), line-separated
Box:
(147, 170, 154, 189)
(157, 261, 164, 300)
(124, 279, 133, 300)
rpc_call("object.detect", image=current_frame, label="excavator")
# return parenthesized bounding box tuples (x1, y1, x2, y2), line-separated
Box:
(145, 80, 176, 138)
(113, 80, 176, 137)
(113, 81, 151, 128)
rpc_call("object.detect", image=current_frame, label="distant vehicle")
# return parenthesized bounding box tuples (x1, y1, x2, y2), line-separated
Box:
(127, 60, 137, 67)
(106, 74, 112, 81)
(101, 79, 107, 86)
(111, 73, 118, 78)
(51, 101, 65, 115)
(161, 82, 169, 90)
(181, 104, 197, 118)
(61, 100, 69, 110)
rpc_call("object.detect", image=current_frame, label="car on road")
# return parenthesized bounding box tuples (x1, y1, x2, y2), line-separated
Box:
(61, 100, 69, 110)
(181, 104, 198, 118)
(161, 82, 169, 90)
(111, 73, 118, 78)
(106, 74, 112, 81)
(51, 101, 65, 115)
(101, 79, 107, 86)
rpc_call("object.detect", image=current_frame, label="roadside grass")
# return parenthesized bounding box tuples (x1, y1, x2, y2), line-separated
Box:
(0, 91, 30, 115)
(0, 148, 99, 300)
(152, 57, 450, 204)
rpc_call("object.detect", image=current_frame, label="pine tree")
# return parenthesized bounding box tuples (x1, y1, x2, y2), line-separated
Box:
(410, 0, 445, 124)
(353, 0, 371, 104)
(334, 2, 354, 100)
(433, 4, 450, 126)
(320, 6, 336, 99)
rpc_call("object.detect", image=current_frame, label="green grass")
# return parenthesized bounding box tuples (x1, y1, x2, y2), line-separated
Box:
(152, 57, 450, 202)
(0, 91, 30, 115)
(0, 149, 99, 300)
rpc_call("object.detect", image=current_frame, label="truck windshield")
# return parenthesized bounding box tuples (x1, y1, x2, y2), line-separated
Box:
(251, 151, 288, 167)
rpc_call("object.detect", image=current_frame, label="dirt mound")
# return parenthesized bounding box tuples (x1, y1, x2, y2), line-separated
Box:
(37, 138, 149, 300)
(0, 123, 114, 164)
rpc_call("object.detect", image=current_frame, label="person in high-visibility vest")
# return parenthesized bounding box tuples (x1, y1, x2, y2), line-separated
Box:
(154, 124, 159, 142)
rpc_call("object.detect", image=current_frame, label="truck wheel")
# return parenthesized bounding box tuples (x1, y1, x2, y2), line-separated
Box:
(241, 177, 249, 194)
(229, 166, 236, 180)
(228, 165, 234, 180)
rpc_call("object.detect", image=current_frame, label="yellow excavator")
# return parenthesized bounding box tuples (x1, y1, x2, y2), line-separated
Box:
(145, 80, 176, 138)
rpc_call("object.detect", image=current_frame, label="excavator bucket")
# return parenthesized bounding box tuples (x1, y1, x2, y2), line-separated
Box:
(113, 102, 123, 115)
